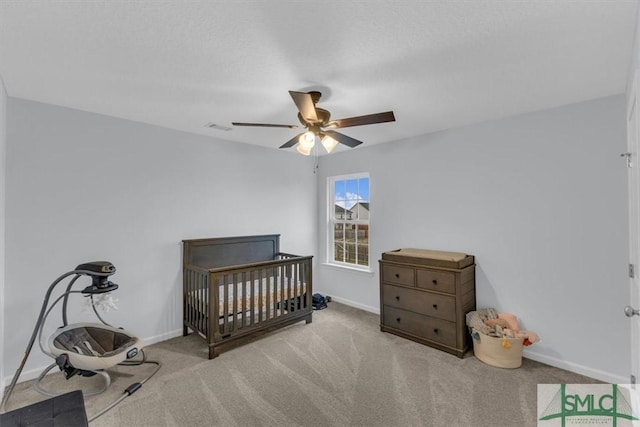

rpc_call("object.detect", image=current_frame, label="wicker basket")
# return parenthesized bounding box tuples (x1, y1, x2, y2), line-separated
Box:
(472, 333, 523, 369)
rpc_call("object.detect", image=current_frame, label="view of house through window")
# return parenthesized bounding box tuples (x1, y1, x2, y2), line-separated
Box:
(329, 174, 370, 268)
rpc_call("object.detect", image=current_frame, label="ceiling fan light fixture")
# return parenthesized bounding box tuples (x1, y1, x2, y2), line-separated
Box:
(321, 134, 339, 153)
(298, 130, 316, 148)
(296, 143, 312, 156)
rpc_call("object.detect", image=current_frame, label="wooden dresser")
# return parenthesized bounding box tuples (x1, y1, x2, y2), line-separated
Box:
(379, 248, 476, 358)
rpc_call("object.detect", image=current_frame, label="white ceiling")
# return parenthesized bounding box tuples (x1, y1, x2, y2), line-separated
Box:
(0, 1, 638, 153)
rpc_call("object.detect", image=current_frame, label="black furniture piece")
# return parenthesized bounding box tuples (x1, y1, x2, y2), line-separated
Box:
(0, 390, 88, 427)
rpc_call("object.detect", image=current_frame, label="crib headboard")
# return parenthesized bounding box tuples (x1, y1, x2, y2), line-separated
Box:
(182, 234, 280, 269)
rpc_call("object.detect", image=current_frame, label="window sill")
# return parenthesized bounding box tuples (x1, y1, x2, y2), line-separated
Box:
(322, 262, 374, 275)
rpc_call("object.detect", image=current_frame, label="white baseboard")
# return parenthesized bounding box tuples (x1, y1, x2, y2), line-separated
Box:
(326, 295, 380, 315)
(523, 348, 627, 384)
(3, 362, 55, 387)
(141, 329, 183, 346)
(2, 329, 184, 388)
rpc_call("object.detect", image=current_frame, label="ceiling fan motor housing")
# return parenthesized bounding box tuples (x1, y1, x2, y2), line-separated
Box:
(298, 108, 331, 127)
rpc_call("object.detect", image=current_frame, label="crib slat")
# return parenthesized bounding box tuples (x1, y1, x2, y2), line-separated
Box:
(186, 269, 191, 329)
(194, 270, 198, 332)
(210, 272, 219, 341)
(232, 273, 238, 332)
(223, 274, 229, 335)
(186, 269, 192, 329)
(250, 270, 255, 326)
(273, 266, 281, 318)
(293, 264, 298, 307)
(278, 265, 285, 316)
(293, 262, 298, 311)
(240, 272, 244, 328)
(194, 271, 199, 332)
(245, 273, 248, 327)
(266, 267, 271, 320)
(241, 271, 246, 328)
(190, 270, 195, 330)
(273, 266, 278, 318)
(201, 271, 207, 334)
(287, 264, 291, 310)
(274, 266, 278, 318)
(257, 268, 262, 323)
(197, 270, 202, 333)
(275, 267, 278, 318)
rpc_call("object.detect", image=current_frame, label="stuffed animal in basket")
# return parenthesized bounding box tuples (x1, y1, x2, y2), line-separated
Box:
(494, 313, 540, 346)
(484, 318, 510, 329)
(468, 310, 540, 346)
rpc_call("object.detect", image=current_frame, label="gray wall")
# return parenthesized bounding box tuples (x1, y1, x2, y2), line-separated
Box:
(627, 4, 640, 95)
(316, 95, 629, 383)
(1, 94, 630, 385)
(3, 98, 318, 378)
(0, 76, 6, 398)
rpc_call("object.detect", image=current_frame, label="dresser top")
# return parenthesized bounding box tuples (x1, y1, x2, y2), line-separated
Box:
(381, 248, 474, 269)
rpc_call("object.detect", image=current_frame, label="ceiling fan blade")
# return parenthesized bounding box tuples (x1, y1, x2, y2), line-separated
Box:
(324, 130, 363, 148)
(279, 133, 303, 149)
(329, 111, 395, 129)
(232, 122, 299, 129)
(289, 91, 318, 122)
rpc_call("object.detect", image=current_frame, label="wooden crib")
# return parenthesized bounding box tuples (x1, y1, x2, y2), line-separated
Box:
(182, 234, 313, 359)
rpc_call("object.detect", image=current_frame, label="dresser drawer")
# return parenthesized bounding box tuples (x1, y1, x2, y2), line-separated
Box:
(383, 305, 456, 347)
(382, 265, 414, 287)
(416, 269, 456, 294)
(382, 284, 456, 322)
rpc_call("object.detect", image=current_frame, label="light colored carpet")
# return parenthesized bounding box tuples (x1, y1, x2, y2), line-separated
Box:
(4, 302, 595, 426)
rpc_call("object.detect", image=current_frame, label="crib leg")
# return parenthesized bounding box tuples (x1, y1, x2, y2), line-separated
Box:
(208, 346, 219, 359)
(183, 325, 189, 336)
(305, 314, 313, 324)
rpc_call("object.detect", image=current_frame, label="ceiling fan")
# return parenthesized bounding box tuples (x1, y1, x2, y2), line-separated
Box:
(232, 91, 396, 155)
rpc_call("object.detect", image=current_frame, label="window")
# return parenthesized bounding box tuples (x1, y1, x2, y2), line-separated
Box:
(328, 173, 370, 269)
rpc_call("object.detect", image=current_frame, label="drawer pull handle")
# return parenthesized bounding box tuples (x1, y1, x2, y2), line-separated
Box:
(433, 328, 439, 334)
(432, 304, 438, 310)
(395, 273, 400, 279)
(396, 317, 401, 323)
(395, 296, 400, 301)
(432, 279, 438, 285)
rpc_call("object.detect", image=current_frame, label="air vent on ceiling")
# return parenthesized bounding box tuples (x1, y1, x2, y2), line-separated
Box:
(204, 123, 232, 131)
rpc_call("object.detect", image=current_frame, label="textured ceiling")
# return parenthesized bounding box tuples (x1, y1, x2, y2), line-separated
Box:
(0, 1, 638, 153)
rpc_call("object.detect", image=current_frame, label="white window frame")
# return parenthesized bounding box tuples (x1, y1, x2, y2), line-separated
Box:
(326, 173, 371, 272)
